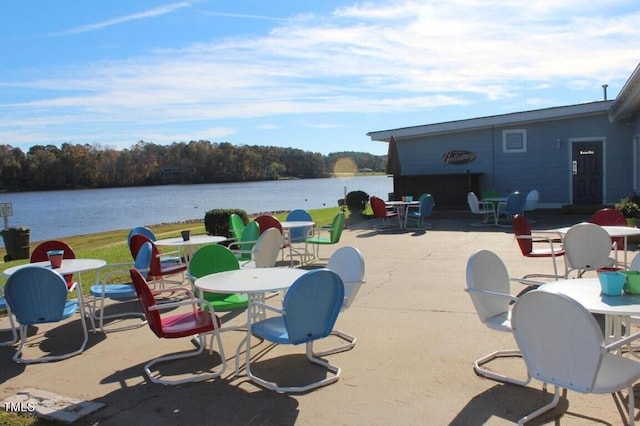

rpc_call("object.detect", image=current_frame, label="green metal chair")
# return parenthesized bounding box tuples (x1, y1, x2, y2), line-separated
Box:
(187, 244, 248, 312)
(229, 213, 246, 241)
(306, 211, 345, 259)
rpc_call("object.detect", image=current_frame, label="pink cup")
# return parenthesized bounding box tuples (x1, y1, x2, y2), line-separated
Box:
(47, 250, 64, 269)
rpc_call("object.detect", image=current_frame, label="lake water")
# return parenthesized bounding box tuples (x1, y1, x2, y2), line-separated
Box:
(0, 175, 392, 244)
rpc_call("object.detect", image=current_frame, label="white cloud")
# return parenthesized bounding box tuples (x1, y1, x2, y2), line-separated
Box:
(1, 0, 639, 150)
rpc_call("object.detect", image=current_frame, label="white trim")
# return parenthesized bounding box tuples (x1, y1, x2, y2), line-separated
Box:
(502, 129, 527, 153)
(634, 134, 640, 192)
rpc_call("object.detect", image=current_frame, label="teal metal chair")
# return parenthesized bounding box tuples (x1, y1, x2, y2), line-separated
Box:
(228, 221, 260, 262)
(5, 266, 88, 363)
(306, 211, 345, 259)
(404, 194, 434, 229)
(245, 269, 345, 393)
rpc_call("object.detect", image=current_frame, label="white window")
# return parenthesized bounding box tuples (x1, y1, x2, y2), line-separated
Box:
(502, 129, 527, 153)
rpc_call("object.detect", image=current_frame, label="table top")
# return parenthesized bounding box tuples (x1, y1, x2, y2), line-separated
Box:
(555, 225, 640, 237)
(280, 221, 315, 229)
(540, 278, 640, 316)
(482, 196, 508, 202)
(154, 234, 227, 247)
(385, 200, 419, 206)
(4, 258, 107, 276)
(195, 268, 307, 294)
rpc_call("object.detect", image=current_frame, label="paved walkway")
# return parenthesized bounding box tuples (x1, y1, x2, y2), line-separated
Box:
(2, 210, 638, 425)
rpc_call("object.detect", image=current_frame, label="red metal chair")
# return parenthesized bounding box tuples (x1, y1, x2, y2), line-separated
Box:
(30, 240, 76, 289)
(370, 196, 399, 230)
(254, 214, 288, 261)
(129, 268, 226, 385)
(512, 214, 565, 280)
(590, 208, 627, 266)
(130, 234, 187, 288)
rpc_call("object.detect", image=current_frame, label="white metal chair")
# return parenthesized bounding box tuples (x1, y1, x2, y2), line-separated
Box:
(314, 246, 366, 356)
(563, 222, 615, 278)
(465, 249, 531, 386)
(240, 227, 283, 269)
(467, 192, 496, 226)
(512, 289, 640, 425)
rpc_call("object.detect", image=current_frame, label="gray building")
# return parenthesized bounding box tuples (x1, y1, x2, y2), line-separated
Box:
(368, 63, 640, 209)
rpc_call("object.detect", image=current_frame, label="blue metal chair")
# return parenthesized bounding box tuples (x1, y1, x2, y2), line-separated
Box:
(4, 266, 88, 363)
(497, 191, 525, 225)
(404, 194, 434, 229)
(89, 241, 152, 333)
(285, 209, 314, 264)
(245, 269, 345, 393)
(0, 287, 17, 347)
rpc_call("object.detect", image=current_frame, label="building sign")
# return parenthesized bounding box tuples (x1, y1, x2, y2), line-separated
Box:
(442, 150, 476, 165)
(0, 202, 13, 217)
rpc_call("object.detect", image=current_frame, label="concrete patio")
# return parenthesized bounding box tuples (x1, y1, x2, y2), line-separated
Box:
(2, 210, 638, 425)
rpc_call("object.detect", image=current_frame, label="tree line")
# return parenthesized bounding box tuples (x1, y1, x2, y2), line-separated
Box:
(0, 140, 387, 192)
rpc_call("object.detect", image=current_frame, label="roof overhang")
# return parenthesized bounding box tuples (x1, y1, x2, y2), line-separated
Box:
(368, 101, 613, 142)
(608, 62, 640, 123)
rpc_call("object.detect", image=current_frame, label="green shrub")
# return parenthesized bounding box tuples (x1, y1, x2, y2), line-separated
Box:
(345, 190, 369, 215)
(615, 196, 640, 218)
(204, 209, 249, 237)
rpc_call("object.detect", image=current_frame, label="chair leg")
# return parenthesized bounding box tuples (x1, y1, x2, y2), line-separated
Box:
(245, 339, 341, 393)
(474, 348, 531, 386)
(144, 333, 226, 385)
(13, 314, 89, 364)
(517, 385, 561, 425)
(312, 329, 356, 357)
(0, 308, 17, 347)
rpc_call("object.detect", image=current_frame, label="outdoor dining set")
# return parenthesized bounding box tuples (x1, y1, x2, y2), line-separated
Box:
(465, 204, 640, 425)
(0, 210, 365, 395)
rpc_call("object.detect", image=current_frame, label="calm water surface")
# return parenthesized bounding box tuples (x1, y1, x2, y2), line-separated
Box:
(0, 175, 392, 243)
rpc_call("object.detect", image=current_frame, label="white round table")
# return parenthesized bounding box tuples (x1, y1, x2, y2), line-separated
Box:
(155, 234, 228, 264)
(556, 225, 640, 267)
(280, 221, 315, 265)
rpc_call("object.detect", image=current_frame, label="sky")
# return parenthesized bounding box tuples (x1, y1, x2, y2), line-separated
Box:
(1, 1, 639, 156)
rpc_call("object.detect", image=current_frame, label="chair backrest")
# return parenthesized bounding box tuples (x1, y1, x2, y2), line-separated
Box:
(239, 221, 260, 252)
(590, 208, 627, 248)
(563, 223, 613, 271)
(631, 252, 640, 271)
(328, 246, 365, 309)
(418, 194, 434, 217)
(130, 268, 164, 338)
(5, 267, 70, 325)
(467, 192, 481, 213)
(30, 240, 76, 288)
(127, 226, 156, 245)
(512, 290, 602, 392)
(251, 228, 283, 268)
(254, 215, 283, 235)
(418, 193, 431, 202)
(512, 214, 533, 256)
(285, 209, 313, 242)
(505, 192, 525, 215)
(370, 196, 387, 219)
(465, 250, 512, 326)
(524, 190, 539, 211)
(329, 211, 346, 243)
(129, 233, 153, 261)
(30, 240, 76, 263)
(590, 208, 627, 226)
(482, 189, 499, 200)
(229, 214, 246, 240)
(134, 241, 153, 272)
(282, 269, 344, 344)
(188, 244, 240, 279)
